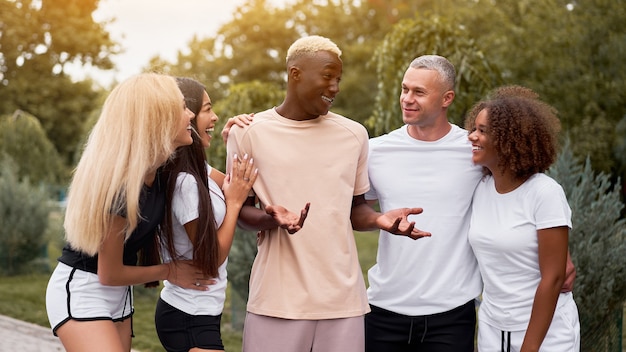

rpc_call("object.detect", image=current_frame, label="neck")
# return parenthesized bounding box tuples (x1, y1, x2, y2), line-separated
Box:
(407, 122, 451, 142)
(275, 103, 319, 121)
(491, 171, 526, 194)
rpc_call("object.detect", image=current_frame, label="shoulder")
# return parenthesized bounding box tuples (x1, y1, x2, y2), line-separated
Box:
(230, 108, 275, 137)
(175, 171, 198, 191)
(527, 173, 564, 193)
(324, 112, 369, 139)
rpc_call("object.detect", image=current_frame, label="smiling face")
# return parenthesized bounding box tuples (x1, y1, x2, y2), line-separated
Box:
(193, 90, 218, 148)
(173, 94, 195, 148)
(400, 67, 452, 129)
(293, 50, 342, 118)
(468, 108, 498, 172)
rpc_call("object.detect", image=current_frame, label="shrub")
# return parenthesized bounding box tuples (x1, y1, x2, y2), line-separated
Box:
(548, 140, 626, 351)
(0, 157, 51, 275)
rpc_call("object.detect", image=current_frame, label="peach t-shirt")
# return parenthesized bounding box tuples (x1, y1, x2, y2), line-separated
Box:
(227, 108, 370, 319)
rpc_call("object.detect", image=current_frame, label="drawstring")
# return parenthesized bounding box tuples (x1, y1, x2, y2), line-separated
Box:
(122, 286, 135, 337)
(501, 330, 511, 352)
(407, 316, 428, 344)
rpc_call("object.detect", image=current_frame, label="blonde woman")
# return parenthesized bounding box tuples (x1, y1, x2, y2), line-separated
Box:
(46, 73, 206, 352)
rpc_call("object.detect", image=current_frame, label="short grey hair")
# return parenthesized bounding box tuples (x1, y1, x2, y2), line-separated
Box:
(409, 55, 456, 91)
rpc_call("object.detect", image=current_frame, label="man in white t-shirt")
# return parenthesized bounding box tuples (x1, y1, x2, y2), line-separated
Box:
(351, 55, 482, 351)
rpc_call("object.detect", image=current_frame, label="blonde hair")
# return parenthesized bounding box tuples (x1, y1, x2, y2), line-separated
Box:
(64, 73, 184, 255)
(286, 35, 342, 65)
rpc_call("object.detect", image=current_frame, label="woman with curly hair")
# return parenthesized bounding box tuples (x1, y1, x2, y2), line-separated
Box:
(465, 85, 580, 352)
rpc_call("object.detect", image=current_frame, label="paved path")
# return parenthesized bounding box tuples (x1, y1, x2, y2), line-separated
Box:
(0, 314, 63, 351)
(0, 315, 141, 351)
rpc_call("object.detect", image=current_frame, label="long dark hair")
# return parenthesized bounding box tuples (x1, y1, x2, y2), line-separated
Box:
(161, 77, 220, 278)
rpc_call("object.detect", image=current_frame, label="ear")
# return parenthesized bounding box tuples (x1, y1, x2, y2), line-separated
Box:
(442, 90, 455, 108)
(288, 65, 301, 81)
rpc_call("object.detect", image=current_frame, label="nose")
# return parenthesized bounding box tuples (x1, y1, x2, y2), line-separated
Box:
(186, 108, 195, 120)
(329, 79, 340, 94)
(212, 112, 219, 122)
(468, 130, 477, 141)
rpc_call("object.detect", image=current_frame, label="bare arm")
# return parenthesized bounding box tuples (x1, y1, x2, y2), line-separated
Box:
(350, 194, 431, 240)
(97, 216, 208, 290)
(238, 197, 310, 235)
(521, 226, 568, 352)
(214, 154, 258, 263)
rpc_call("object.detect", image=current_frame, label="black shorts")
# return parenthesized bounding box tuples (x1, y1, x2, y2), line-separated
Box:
(155, 298, 224, 352)
(365, 300, 476, 352)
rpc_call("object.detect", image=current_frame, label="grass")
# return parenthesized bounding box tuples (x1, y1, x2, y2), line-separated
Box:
(0, 231, 379, 351)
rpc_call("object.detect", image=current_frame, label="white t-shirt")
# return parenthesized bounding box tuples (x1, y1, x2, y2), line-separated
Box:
(365, 124, 484, 315)
(469, 173, 572, 330)
(160, 164, 228, 316)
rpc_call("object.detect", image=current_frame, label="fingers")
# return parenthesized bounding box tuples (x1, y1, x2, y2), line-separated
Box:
(230, 153, 256, 181)
(406, 207, 424, 215)
(222, 114, 255, 143)
(297, 203, 311, 227)
(407, 229, 432, 240)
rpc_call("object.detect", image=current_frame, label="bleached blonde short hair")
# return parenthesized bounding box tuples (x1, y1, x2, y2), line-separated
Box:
(286, 35, 342, 64)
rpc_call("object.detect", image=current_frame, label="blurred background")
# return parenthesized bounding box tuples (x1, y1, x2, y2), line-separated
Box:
(0, 0, 625, 351)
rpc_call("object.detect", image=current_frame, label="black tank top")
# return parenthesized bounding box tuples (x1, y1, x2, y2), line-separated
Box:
(57, 171, 166, 274)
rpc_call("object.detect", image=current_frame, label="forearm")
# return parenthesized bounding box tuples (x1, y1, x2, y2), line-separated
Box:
(238, 204, 279, 231)
(216, 203, 243, 265)
(98, 262, 170, 286)
(350, 203, 382, 231)
(521, 278, 564, 352)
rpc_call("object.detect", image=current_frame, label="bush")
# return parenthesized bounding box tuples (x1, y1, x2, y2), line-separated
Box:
(0, 157, 51, 275)
(548, 140, 626, 351)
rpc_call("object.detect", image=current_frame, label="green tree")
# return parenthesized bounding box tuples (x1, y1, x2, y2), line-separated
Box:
(0, 157, 51, 275)
(209, 80, 284, 171)
(145, 0, 413, 130)
(548, 140, 626, 351)
(0, 0, 116, 163)
(460, 0, 626, 175)
(0, 111, 65, 185)
(368, 15, 503, 136)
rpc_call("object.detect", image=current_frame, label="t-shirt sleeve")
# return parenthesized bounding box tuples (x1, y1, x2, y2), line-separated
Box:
(354, 127, 370, 196)
(172, 173, 200, 225)
(534, 179, 572, 230)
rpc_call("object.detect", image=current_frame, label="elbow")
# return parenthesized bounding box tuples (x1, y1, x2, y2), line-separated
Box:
(542, 271, 566, 293)
(97, 270, 118, 286)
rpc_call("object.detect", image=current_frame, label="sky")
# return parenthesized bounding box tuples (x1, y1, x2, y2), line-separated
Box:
(71, 0, 288, 86)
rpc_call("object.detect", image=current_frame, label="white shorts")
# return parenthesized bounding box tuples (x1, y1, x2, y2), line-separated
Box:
(46, 262, 134, 335)
(477, 292, 580, 352)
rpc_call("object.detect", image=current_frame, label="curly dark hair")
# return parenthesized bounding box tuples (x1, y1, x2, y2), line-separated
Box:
(464, 85, 561, 180)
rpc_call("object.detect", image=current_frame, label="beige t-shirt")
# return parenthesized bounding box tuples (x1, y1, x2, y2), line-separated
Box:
(227, 108, 370, 320)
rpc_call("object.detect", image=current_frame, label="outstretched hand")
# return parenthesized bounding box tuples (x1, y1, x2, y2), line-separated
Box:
(265, 203, 310, 234)
(222, 113, 254, 143)
(379, 208, 431, 240)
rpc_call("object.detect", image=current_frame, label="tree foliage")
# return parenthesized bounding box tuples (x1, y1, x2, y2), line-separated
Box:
(548, 140, 626, 350)
(368, 14, 503, 135)
(0, 0, 116, 163)
(0, 111, 65, 184)
(0, 157, 51, 275)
